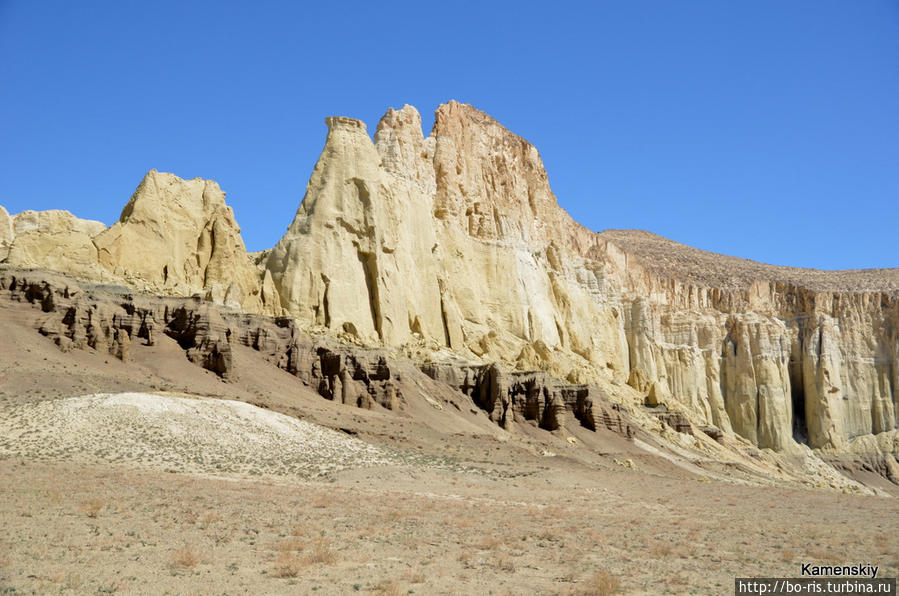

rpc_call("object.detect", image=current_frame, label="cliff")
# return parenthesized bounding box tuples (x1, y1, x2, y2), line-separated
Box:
(2, 101, 896, 465)
(265, 101, 898, 456)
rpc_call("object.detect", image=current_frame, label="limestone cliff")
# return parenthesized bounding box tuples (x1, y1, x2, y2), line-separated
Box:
(1, 170, 272, 313)
(2, 102, 896, 462)
(267, 103, 625, 376)
(266, 101, 898, 457)
(93, 170, 268, 312)
(0, 206, 15, 260)
(600, 230, 899, 452)
(3, 209, 106, 278)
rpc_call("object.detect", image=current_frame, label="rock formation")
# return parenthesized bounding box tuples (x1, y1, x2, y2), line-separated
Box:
(265, 101, 897, 456)
(1, 101, 897, 464)
(93, 170, 268, 312)
(2, 170, 274, 313)
(3, 267, 623, 425)
(3, 209, 106, 278)
(0, 206, 14, 260)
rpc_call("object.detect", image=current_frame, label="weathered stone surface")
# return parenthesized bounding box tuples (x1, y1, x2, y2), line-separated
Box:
(0, 206, 15, 260)
(92, 170, 268, 313)
(1, 267, 402, 409)
(421, 360, 633, 438)
(264, 101, 898, 456)
(3, 102, 897, 460)
(2, 209, 106, 278)
(267, 103, 625, 384)
(11, 209, 106, 237)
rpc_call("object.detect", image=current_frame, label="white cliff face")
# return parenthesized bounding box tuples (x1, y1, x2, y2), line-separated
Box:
(0, 206, 16, 260)
(2, 209, 107, 278)
(2, 102, 896, 457)
(92, 169, 267, 312)
(267, 104, 628, 379)
(265, 115, 440, 343)
(611, 254, 899, 451)
(1, 171, 270, 313)
(266, 101, 898, 454)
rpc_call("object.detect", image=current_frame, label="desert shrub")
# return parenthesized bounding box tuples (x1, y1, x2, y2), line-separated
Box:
(171, 546, 201, 569)
(271, 552, 304, 578)
(579, 569, 620, 595)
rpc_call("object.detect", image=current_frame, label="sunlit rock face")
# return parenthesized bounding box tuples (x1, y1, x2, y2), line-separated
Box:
(3, 101, 897, 455)
(3, 208, 106, 278)
(93, 169, 269, 312)
(1, 171, 270, 312)
(266, 101, 898, 453)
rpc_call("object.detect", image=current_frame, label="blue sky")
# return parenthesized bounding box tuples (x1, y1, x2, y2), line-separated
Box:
(1, 1, 896, 269)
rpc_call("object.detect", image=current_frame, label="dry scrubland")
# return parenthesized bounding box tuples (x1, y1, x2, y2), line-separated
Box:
(0, 395, 897, 596)
(0, 285, 896, 595)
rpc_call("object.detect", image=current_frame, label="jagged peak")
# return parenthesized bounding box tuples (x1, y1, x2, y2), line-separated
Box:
(432, 100, 534, 149)
(375, 104, 423, 139)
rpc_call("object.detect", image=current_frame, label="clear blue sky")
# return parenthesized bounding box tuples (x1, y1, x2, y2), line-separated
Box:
(1, 1, 896, 269)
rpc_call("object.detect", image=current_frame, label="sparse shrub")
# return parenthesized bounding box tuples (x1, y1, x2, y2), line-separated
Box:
(649, 541, 673, 557)
(271, 552, 304, 578)
(477, 535, 502, 550)
(579, 569, 620, 595)
(171, 546, 201, 569)
(494, 555, 516, 572)
(376, 580, 405, 596)
(79, 498, 104, 518)
(304, 536, 337, 565)
(403, 569, 426, 584)
(274, 538, 304, 553)
(200, 511, 221, 529)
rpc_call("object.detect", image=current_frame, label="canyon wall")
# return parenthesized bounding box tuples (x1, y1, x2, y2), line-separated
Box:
(2, 101, 897, 455)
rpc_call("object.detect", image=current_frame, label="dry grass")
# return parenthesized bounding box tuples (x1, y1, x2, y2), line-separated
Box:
(578, 569, 620, 595)
(271, 551, 305, 578)
(273, 538, 304, 553)
(304, 536, 337, 565)
(403, 569, 426, 584)
(376, 579, 405, 596)
(874, 534, 894, 555)
(476, 534, 503, 550)
(494, 555, 516, 572)
(199, 511, 221, 529)
(649, 541, 673, 558)
(171, 545, 201, 569)
(2, 446, 897, 594)
(78, 498, 104, 518)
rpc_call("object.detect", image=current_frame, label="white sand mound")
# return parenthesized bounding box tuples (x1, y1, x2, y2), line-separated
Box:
(0, 393, 401, 477)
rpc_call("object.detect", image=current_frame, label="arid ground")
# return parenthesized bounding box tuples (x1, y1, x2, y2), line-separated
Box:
(0, 291, 896, 595)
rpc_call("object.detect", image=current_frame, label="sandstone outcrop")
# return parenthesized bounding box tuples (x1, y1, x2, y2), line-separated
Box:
(1, 171, 274, 314)
(265, 101, 898, 458)
(2, 101, 897, 463)
(267, 103, 625, 380)
(93, 170, 269, 312)
(2, 209, 106, 278)
(0, 206, 13, 260)
(3, 266, 629, 425)
(421, 360, 633, 436)
(0, 268, 397, 409)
